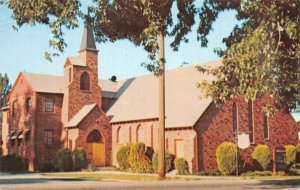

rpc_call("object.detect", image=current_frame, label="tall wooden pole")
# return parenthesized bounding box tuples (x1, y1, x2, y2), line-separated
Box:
(158, 32, 166, 179)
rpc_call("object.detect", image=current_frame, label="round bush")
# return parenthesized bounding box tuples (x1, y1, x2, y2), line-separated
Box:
(128, 142, 146, 173)
(216, 142, 237, 175)
(52, 148, 73, 172)
(175, 158, 189, 175)
(72, 147, 88, 171)
(116, 144, 131, 171)
(252, 144, 270, 171)
(152, 151, 174, 173)
(37, 160, 54, 172)
(284, 145, 296, 166)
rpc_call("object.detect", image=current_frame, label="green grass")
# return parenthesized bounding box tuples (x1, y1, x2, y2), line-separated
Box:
(43, 173, 201, 181)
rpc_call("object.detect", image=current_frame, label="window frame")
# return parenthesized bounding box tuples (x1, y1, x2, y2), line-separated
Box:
(263, 114, 269, 140)
(44, 129, 54, 145)
(80, 72, 90, 91)
(45, 98, 55, 113)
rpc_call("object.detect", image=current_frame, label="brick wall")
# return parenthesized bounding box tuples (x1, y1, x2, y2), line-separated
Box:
(195, 96, 300, 173)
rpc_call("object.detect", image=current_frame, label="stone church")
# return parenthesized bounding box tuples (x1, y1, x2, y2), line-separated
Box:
(1, 22, 299, 173)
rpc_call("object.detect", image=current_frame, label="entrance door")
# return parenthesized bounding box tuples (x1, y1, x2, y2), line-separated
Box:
(87, 130, 105, 166)
(175, 139, 184, 158)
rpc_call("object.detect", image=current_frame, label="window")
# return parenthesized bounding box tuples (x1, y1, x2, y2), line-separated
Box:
(26, 98, 31, 113)
(116, 126, 121, 144)
(136, 125, 145, 143)
(232, 102, 238, 133)
(45, 98, 54, 112)
(69, 68, 72, 83)
(45, 130, 53, 145)
(12, 101, 16, 117)
(80, 72, 90, 90)
(263, 114, 269, 139)
(248, 100, 254, 143)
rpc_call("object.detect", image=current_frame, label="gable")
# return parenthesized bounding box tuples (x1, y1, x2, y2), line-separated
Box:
(9, 73, 33, 99)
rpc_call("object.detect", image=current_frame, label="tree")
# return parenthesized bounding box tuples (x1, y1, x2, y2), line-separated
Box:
(0, 73, 11, 108)
(2, 0, 198, 179)
(196, 0, 300, 112)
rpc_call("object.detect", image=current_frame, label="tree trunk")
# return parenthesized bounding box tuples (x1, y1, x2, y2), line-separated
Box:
(158, 32, 166, 179)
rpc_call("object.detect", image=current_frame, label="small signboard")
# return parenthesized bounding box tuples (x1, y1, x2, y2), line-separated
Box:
(237, 133, 250, 149)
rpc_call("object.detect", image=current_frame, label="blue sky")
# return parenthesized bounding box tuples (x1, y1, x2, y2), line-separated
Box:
(1, 3, 299, 121)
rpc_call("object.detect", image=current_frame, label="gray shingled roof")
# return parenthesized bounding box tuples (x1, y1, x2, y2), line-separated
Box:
(65, 104, 97, 127)
(22, 72, 119, 96)
(106, 60, 221, 128)
(23, 72, 64, 94)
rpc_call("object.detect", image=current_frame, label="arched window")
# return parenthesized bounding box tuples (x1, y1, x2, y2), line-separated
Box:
(248, 100, 254, 143)
(80, 72, 90, 90)
(116, 126, 121, 144)
(87, 129, 103, 143)
(136, 124, 145, 142)
(232, 102, 238, 133)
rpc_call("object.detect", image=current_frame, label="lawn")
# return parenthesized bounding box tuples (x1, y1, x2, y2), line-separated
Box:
(43, 173, 201, 181)
(43, 172, 300, 182)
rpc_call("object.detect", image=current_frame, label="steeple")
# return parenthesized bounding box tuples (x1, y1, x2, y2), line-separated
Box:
(79, 15, 98, 52)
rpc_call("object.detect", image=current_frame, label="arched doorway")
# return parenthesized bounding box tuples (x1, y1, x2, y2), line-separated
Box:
(87, 129, 105, 166)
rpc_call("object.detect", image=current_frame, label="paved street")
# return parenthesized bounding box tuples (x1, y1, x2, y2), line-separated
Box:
(0, 173, 299, 190)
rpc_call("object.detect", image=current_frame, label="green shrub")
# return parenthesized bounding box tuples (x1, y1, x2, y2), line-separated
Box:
(37, 160, 54, 172)
(252, 144, 270, 171)
(86, 163, 97, 172)
(216, 142, 237, 175)
(52, 148, 73, 172)
(0, 154, 25, 171)
(241, 171, 272, 176)
(285, 145, 296, 166)
(128, 142, 152, 173)
(72, 147, 88, 171)
(175, 158, 189, 175)
(116, 144, 131, 171)
(152, 151, 174, 173)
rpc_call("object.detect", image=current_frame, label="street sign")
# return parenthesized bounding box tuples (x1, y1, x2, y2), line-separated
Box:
(237, 133, 250, 149)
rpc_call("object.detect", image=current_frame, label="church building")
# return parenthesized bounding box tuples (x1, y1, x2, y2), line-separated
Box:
(1, 21, 299, 173)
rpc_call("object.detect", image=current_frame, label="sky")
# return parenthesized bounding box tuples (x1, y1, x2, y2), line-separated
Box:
(1, 3, 299, 121)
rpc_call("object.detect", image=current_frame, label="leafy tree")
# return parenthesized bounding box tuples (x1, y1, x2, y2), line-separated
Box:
(0, 73, 11, 108)
(196, 0, 300, 112)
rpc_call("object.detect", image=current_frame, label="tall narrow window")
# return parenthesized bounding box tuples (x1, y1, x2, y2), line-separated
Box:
(45, 98, 54, 112)
(248, 100, 254, 143)
(45, 129, 54, 145)
(129, 126, 132, 143)
(232, 102, 238, 133)
(69, 68, 72, 83)
(26, 98, 31, 113)
(12, 101, 16, 117)
(136, 125, 144, 142)
(80, 72, 90, 90)
(263, 114, 269, 139)
(116, 126, 121, 144)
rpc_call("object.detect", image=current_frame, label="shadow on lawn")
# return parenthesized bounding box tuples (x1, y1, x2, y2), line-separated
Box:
(0, 177, 85, 185)
(244, 179, 300, 189)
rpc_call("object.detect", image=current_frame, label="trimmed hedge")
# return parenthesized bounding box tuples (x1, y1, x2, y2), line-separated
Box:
(52, 148, 73, 172)
(241, 171, 272, 176)
(116, 142, 152, 173)
(285, 145, 296, 166)
(216, 142, 237, 175)
(252, 144, 270, 171)
(175, 158, 189, 175)
(37, 160, 54, 172)
(128, 142, 152, 173)
(72, 147, 88, 171)
(152, 151, 174, 173)
(116, 144, 131, 171)
(0, 154, 27, 171)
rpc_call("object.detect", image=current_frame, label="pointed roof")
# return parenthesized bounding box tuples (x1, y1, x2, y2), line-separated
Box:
(79, 16, 98, 52)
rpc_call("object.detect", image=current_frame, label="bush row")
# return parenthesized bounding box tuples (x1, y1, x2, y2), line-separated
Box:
(215, 142, 300, 176)
(0, 154, 28, 171)
(116, 142, 189, 174)
(38, 147, 88, 172)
